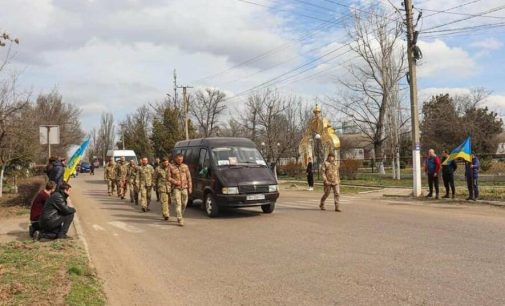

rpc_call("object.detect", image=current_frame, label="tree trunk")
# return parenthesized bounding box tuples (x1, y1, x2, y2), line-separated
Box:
(396, 151, 401, 180)
(374, 142, 385, 175)
(391, 155, 396, 179)
(0, 164, 5, 198)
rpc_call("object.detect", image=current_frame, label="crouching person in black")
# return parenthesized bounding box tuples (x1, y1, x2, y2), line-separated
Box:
(33, 182, 76, 240)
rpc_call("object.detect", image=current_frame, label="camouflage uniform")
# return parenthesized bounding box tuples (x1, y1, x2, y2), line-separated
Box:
(320, 159, 341, 211)
(169, 163, 192, 226)
(155, 164, 171, 219)
(104, 162, 116, 196)
(136, 164, 154, 211)
(115, 159, 129, 199)
(127, 162, 138, 204)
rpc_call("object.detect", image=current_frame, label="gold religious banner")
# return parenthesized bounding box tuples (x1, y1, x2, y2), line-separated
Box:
(298, 104, 340, 167)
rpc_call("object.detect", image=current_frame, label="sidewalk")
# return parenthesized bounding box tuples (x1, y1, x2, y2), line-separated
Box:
(0, 214, 77, 243)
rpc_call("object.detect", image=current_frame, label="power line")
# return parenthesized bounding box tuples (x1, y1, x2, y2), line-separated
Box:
(222, 44, 353, 103)
(190, 0, 367, 84)
(234, 0, 352, 25)
(421, 0, 483, 19)
(422, 4, 505, 32)
(321, 0, 399, 21)
(420, 7, 505, 20)
(190, 19, 342, 84)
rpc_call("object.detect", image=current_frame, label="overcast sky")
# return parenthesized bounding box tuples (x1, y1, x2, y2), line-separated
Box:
(1, 0, 504, 133)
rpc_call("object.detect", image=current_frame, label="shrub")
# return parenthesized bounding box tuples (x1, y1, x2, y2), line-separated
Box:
(480, 159, 493, 172)
(278, 161, 303, 177)
(340, 159, 362, 180)
(399, 161, 407, 169)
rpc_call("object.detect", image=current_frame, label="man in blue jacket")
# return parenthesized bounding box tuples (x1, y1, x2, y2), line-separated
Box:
(48, 157, 66, 188)
(465, 153, 480, 201)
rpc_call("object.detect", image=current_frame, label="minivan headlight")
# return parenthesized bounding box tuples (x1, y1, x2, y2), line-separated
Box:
(268, 185, 278, 192)
(222, 187, 239, 195)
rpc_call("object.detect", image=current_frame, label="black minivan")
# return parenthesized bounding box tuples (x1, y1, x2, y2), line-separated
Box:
(173, 137, 279, 217)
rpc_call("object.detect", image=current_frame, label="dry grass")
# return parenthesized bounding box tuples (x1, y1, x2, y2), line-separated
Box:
(0, 240, 105, 306)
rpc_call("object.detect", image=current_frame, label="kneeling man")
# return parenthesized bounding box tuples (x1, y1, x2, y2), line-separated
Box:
(34, 182, 76, 240)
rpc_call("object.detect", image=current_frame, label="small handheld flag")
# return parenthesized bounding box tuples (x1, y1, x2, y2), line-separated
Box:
(64, 139, 90, 182)
(442, 136, 472, 165)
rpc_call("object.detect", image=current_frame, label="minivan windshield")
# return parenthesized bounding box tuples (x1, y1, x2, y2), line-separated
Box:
(212, 146, 267, 167)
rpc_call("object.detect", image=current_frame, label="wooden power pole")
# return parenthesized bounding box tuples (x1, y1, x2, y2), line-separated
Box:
(404, 0, 422, 197)
(178, 85, 193, 140)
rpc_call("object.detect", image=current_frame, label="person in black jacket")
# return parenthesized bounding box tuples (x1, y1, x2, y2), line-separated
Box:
(441, 150, 457, 199)
(306, 157, 314, 191)
(33, 182, 76, 240)
(48, 157, 65, 188)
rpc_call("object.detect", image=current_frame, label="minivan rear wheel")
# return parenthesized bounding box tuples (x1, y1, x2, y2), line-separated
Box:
(261, 202, 275, 213)
(205, 193, 219, 218)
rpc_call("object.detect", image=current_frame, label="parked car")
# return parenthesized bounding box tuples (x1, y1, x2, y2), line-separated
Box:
(79, 162, 91, 173)
(173, 137, 279, 217)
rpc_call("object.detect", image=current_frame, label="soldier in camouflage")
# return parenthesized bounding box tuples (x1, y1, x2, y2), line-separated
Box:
(320, 153, 341, 212)
(104, 159, 116, 196)
(115, 156, 129, 200)
(136, 157, 155, 212)
(155, 158, 171, 220)
(127, 159, 138, 205)
(169, 153, 192, 226)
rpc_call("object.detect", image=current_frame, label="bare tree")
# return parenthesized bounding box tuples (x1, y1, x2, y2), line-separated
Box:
(328, 6, 407, 174)
(220, 118, 248, 137)
(0, 74, 31, 196)
(190, 88, 227, 137)
(30, 90, 84, 161)
(240, 90, 306, 164)
(98, 113, 115, 163)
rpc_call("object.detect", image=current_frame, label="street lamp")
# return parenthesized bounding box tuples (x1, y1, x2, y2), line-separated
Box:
(314, 133, 321, 179)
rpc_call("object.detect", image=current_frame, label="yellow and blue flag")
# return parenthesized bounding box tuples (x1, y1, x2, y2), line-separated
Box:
(64, 139, 90, 182)
(442, 136, 472, 165)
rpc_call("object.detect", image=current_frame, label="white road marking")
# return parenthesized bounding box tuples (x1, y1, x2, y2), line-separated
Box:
(92, 224, 105, 231)
(108, 221, 144, 233)
(148, 224, 173, 230)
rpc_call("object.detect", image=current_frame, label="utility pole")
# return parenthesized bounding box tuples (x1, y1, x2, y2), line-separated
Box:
(404, 0, 422, 197)
(122, 128, 125, 150)
(178, 85, 193, 140)
(173, 69, 178, 108)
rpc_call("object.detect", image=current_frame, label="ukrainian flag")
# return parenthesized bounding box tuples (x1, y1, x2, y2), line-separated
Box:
(442, 136, 472, 165)
(64, 139, 90, 182)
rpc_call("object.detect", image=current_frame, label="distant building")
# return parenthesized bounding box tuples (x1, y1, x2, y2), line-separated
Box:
(339, 133, 374, 160)
(497, 132, 505, 155)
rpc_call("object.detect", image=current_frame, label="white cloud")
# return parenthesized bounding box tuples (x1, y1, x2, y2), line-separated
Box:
(470, 38, 503, 51)
(417, 40, 476, 78)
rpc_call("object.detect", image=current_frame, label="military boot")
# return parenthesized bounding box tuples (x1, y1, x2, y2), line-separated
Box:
(319, 203, 325, 210)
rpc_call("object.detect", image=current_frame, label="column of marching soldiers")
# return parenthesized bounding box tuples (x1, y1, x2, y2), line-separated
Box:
(104, 155, 192, 227)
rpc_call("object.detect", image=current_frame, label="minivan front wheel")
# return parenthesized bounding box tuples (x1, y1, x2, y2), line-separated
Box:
(261, 202, 275, 213)
(205, 193, 219, 218)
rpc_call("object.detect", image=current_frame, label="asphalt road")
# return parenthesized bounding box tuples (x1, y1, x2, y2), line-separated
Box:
(71, 169, 505, 306)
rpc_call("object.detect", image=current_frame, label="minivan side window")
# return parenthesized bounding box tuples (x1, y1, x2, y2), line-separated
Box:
(198, 148, 210, 177)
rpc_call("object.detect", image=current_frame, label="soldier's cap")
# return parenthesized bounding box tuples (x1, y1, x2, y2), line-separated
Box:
(327, 153, 335, 158)
(161, 158, 168, 162)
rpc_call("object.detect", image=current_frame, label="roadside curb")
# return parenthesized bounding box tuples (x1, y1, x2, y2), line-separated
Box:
(383, 195, 505, 208)
(68, 198, 91, 261)
(279, 180, 386, 189)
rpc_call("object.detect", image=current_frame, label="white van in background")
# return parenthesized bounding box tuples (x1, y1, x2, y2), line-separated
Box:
(106, 150, 138, 164)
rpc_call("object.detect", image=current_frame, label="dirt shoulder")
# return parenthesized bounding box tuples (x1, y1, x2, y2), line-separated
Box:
(0, 176, 106, 305)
